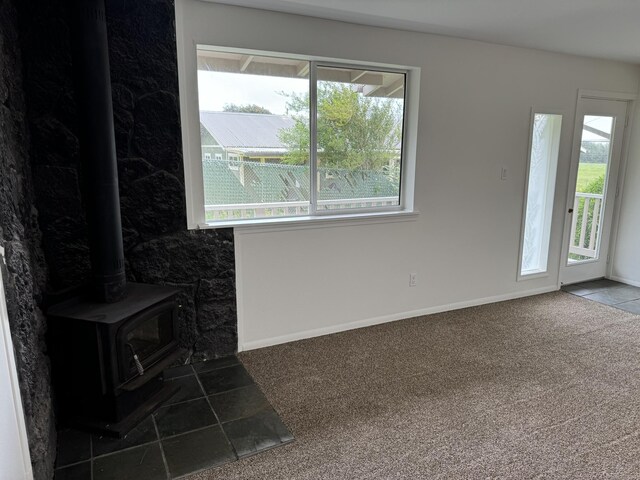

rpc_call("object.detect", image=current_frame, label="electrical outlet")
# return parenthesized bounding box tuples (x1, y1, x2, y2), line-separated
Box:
(409, 273, 417, 287)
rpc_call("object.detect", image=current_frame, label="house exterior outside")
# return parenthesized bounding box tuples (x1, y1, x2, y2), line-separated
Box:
(199, 111, 295, 163)
(199, 110, 400, 220)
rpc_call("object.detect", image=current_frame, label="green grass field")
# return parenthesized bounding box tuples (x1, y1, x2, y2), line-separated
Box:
(576, 163, 606, 193)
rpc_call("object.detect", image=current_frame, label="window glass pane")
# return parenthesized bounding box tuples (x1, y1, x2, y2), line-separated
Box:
(521, 113, 562, 276)
(196, 48, 310, 221)
(314, 66, 404, 211)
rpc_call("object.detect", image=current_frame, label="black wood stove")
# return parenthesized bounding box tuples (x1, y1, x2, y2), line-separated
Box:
(46, 0, 182, 437)
(48, 284, 182, 436)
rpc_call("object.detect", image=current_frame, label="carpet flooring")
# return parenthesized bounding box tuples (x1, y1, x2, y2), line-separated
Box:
(188, 291, 640, 479)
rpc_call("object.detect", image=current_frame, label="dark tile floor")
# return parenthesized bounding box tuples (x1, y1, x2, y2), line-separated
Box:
(54, 356, 293, 480)
(562, 278, 640, 314)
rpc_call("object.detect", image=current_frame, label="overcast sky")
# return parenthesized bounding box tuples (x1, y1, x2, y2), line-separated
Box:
(198, 71, 308, 115)
(582, 115, 613, 142)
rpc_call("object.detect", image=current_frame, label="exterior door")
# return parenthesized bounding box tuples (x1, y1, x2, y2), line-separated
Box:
(560, 98, 628, 285)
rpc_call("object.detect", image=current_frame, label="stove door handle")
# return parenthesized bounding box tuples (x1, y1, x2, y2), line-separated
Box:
(126, 343, 145, 376)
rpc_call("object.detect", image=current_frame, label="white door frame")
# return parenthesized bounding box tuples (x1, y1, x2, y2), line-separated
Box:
(607, 96, 638, 281)
(0, 247, 34, 480)
(559, 90, 636, 286)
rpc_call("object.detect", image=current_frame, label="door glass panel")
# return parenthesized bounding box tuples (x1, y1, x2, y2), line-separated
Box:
(567, 115, 614, 263)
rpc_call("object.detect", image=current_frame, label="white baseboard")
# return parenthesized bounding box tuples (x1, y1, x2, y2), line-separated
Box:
(240, 285, 558, 352)
(609, 275, 640, 288)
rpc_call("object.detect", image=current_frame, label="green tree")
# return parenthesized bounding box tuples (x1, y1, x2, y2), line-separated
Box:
(580, 141, 609, 163)
(223, 103, 272, 114)
(279, 83, 402, 170)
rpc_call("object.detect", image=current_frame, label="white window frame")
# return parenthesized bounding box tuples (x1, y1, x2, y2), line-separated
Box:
(517, 108, 564, 281)
(176, 11, 420, 229)
(310, 61, 408, 218)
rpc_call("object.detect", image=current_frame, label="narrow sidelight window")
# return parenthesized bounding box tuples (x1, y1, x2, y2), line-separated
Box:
(519, 112, 562, 277)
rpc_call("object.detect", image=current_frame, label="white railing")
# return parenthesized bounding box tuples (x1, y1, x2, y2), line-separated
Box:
(205, 196, 398, 221)
(569, 192, 603, 259)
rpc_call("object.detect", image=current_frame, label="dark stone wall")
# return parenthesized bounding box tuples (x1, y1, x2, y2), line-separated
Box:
(19, 0, 237, 364)
(0, 0, 56, 478)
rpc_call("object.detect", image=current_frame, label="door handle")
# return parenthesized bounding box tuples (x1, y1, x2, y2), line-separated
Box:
(568, 208, 574, 214)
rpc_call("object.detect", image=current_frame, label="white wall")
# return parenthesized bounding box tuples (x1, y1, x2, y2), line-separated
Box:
(612, 93, 640, 286)
(178, 1, 640, 350)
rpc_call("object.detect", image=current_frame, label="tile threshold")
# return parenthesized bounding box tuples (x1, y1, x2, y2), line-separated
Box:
(564, 280, 640, 308)
(611, 303, 640, 313)
(582, 294, 640, 306)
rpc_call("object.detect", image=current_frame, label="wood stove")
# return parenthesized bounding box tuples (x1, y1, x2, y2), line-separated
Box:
(46, 0, 184, 438)
(48, 284, 183, 437)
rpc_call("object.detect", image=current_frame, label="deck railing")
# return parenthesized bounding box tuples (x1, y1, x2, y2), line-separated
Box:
(205, 196, 398, 221)
(569, 192, 604, 259)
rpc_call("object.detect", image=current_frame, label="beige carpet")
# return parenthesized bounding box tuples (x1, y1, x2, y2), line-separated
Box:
(189, 291, 640, 479)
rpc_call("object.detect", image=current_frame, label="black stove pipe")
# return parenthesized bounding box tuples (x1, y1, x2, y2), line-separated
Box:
(71, 0, 126, 302)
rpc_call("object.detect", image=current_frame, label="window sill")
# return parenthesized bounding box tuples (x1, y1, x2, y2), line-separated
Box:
(197, 209, 419, 234)
(517, 271, 550, 281)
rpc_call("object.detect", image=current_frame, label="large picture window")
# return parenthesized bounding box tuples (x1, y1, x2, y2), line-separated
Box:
(191, 47, 409, 225)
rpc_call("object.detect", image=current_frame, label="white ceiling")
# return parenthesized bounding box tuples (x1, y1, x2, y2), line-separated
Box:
(210, 0, 640, 64)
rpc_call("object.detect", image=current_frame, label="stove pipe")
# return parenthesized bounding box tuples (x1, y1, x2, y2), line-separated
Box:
(71, 0, 126, 303)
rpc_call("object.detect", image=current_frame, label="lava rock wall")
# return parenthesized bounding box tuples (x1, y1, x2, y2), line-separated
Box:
(19, 0, 238, 361)
(0, 0, 56, 478)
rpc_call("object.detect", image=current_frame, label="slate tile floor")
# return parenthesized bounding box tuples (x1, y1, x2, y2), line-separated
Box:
(54, 356, 293, 479)
(562, 278, 640, 314)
